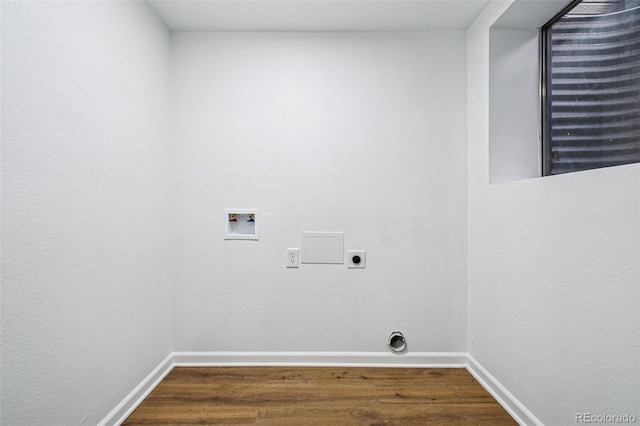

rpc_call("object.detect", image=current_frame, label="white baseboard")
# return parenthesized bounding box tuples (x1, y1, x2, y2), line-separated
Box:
(466, 354, 543, 426)
(100, 351, 539, 426)
(172, 351, 468, 368)
(98, 353, 174, 426)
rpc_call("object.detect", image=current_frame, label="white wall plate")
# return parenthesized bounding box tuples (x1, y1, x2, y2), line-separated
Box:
(301, 232, 344, 264)
(347, 250, 366, 268)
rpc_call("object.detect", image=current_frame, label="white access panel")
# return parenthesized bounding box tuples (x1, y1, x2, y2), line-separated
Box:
(301, 232, 344, 264)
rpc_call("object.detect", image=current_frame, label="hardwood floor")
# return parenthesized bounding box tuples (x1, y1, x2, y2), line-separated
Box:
(123, 367, 517, 425)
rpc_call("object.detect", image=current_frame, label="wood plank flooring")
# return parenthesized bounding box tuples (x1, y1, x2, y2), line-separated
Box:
(123, 367, 517, 425)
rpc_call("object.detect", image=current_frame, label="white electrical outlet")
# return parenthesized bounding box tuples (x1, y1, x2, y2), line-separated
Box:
(286, 248, 299, 268)
(347, 250, 366, 269)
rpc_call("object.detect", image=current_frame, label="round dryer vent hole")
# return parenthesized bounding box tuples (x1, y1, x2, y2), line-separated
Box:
(388, 331, 406, 353)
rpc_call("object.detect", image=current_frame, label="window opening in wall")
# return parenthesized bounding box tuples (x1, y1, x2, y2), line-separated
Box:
(541, 0, 640, 175)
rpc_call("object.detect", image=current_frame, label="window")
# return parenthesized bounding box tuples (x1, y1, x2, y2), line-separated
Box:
(541, 0, 640, 175)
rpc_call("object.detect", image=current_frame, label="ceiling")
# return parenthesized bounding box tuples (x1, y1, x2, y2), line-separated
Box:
(145, 0, 492, 32)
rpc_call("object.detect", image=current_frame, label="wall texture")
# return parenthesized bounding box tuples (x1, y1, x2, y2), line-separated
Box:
(488, 27, 539, 184)
(4, 1, 636, 424)
(468, 1, 640, 424)
(1, 2, 172, 424)
(171, 32, 468, 352)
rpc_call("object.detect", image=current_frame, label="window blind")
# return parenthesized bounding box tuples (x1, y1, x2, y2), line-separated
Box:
(544, 0, 640, 175)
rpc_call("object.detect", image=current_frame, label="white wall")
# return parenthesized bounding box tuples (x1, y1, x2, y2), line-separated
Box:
(5, 1, 636, 423)
(171, 32, 468, 352)
(468, 2, 640, 424)
(1, 2, 172, 424)
(489, 27, 539, 183)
